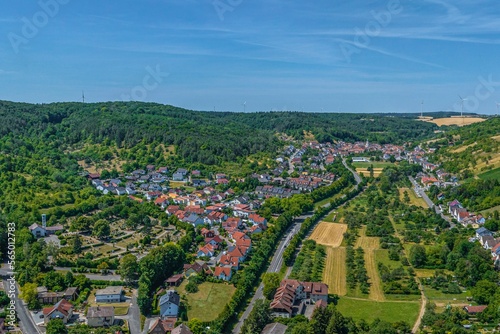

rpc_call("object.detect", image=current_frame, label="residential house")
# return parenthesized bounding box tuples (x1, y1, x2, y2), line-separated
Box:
(302, 282, 329, 303)
(183, 213, 205, 227)
(172, 324, 193, 334)
(214, 266, 232, 281)
(197, 244, 215, 258)
(148, 318, 177, 334)
(201, 228, 214, 238)
(270, 279, 328, 318)
(95, 286, 123, 303)
(205, 235, 223, 249)
(476, 227, 493, 240)
(481, 236, 499, 250)
(183, 261, 211, 277)
(219, 254, 239, 270)
(248, 214, 267, 227)
(166, 205, 180, 216)
(43, 299, 73, 324)
(87, 306, 115, 327)
(159, 290, 180, 318)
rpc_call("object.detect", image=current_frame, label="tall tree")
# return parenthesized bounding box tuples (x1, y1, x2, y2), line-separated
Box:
(119, 254, 139, 284)
(93, 219, 111, 239)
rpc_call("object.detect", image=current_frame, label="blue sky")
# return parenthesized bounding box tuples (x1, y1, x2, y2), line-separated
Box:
(1, 0, 500, 114)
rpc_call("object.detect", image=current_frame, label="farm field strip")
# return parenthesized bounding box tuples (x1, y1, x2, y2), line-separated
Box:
(354, 226, 384, 301)
(309, 222, 347, 247)
(324, 247, 347, 296)
(364, 249, 385, 301)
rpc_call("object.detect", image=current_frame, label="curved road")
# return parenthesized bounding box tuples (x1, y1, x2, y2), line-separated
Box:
(342, 158, 362, 186)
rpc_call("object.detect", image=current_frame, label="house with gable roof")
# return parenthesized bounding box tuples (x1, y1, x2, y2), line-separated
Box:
(43, 299, 73, 324)
(159, 290, 180, 318)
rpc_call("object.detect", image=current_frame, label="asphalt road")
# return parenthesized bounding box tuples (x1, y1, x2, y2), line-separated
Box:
(408, 176, 455, 228)
(0, 265, 42, 334)
(342, 158, 362, 186)
(54, 267, 122, 281)
(231, 213, 311, 334)
(128, 293, 141, 334)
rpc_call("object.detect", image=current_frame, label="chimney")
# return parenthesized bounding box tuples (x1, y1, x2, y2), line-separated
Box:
(42, 214, 47, 229)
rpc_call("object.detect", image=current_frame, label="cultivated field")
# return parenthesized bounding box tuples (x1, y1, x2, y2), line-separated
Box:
(356, 168, 383, 177)
(354, 226, 380, 250)
(309, 222, 347, 247)
(323, 247, 347, 296)
(423, 117, 486, 127)
(355, 226, 384, 301)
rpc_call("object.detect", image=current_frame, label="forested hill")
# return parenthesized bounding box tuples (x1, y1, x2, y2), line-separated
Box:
(0, 100, 439, 164)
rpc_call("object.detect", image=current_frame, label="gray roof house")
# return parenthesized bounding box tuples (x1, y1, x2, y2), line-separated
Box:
(159, 290, 180, 318)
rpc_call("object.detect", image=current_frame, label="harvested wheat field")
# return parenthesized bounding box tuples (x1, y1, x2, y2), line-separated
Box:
(355, 226, 380, 250)
(356, 168, 383, 177)
(424, 117, 486, 127)
(364, 250, 385, 301)
(324, 247, 347, 296)
(309, 222, 347, 247)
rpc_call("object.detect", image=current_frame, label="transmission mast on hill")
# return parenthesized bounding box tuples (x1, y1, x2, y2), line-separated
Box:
(82, 91, 85, 103)
(420, 100, 424, 118)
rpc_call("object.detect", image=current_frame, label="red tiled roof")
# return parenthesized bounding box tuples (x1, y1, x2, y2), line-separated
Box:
(464, 305, 487, 314)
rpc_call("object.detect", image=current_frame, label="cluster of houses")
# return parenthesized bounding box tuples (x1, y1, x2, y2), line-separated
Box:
(35, 285, 125, 328)
(448, 200, 486, 227)
(270, 279, 329, 318)
(473, 227, 500, 265)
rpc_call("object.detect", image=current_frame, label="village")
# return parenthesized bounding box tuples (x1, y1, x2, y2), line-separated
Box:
(9, 137, 498, 334)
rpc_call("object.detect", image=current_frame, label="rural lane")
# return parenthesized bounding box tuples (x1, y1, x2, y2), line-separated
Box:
(232, 213, 312, 334)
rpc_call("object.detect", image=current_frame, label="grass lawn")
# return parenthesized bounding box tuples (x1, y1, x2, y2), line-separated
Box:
(398, 188, 428, 208)
(336, 297, 420, 324)
(422, 285, 471, 303)
(314, 197, 332, 209)
(478, 167, 500, 180)
(352, 161, 394, 168)
(175, 281, 236, 322)
(375, 249, 402, 268)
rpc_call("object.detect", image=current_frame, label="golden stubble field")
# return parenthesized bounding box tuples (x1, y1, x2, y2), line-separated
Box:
(355, 226, 384, 301)
(310, 222, 349, 296)
(423, 117, 486, 127)
(309, 222, 347, 247)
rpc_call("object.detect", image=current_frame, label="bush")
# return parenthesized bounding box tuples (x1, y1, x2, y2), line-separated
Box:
(186, 281, 199, 293)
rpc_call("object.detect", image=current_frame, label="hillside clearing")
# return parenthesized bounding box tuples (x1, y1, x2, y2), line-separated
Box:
(309, 222, 347, 247)
(478, 167, 500, 180)
(324, 247, 347, 296)
(424, 117, 486, 127)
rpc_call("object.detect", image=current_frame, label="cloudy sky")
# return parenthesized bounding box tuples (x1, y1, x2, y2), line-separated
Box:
(1, 0, 500, 113)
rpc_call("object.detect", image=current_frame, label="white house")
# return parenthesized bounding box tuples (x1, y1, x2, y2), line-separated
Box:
(29, 223, 46, 237)
(95, 286, 123, 303)
(159, 290, 180, 318)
